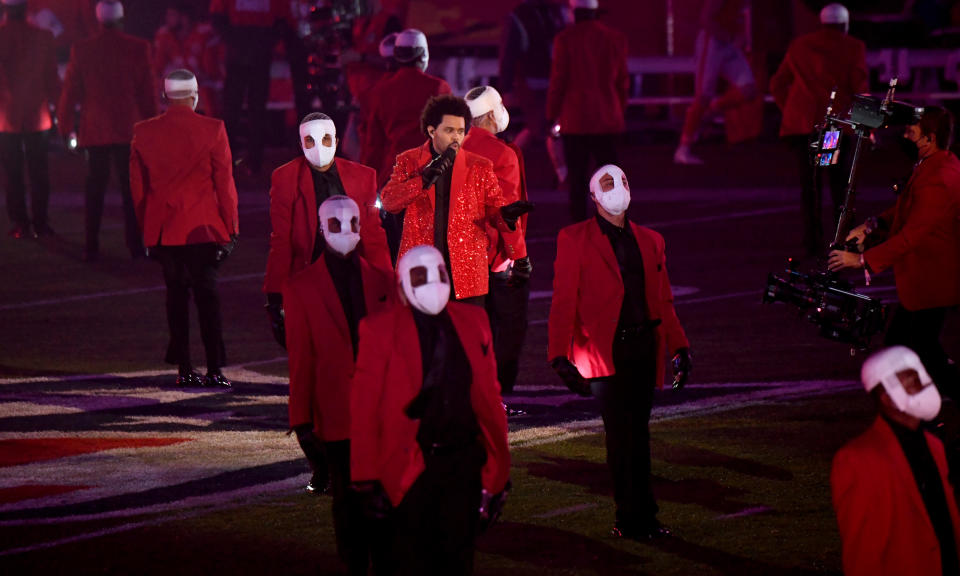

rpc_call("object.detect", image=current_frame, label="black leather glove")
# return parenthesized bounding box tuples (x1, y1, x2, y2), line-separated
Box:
(215, 234, 238, 262)
(551, 357, 591, 397)
(509, 257, 532, 286)
(478, 479, 511, 534)
(352, 481, 393, 521)
(499, 200, 534, 231)
(672, 347, 693, 389)
(265, 292, 286, 349)
(421, 146, 456, 189)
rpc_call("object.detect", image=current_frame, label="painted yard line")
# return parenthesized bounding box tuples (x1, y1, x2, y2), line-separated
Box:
(0, 273, 264, 312)
(715, 506, 774, 520)
(0, 356, 287, 385)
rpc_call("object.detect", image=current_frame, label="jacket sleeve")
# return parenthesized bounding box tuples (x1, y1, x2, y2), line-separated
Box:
(470, 307, 510, 494)
(546, 34, 566, 122)
(438, 79, 452, 95)
(263, 168, 295, 293)
(129, 135, 146, 231)
(769, 48, 793, 111)
(380, 152, 428, 214)
(850, 40, 869, 95)
(360, 94, 385, 171)
(211, 122, 238, 236)
(831, 447, 887, 576)
(357, 167, 393, 271)
(43, 33, 61, 108)
(481, 161, 527, 260)
(547, 228, 580, 362)
(865, 180, 953, 274)
(136, 42, 158, 119)
(283, 283, 315, 431)
(57, 47, 81, 136)
(656, 235, 690, 354)
(350, 316, 388, 483)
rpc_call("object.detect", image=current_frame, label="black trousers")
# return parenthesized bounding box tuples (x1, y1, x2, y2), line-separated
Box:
(592, 330, 659, 529)
(485, 269, 530, 393)
(885, 305, 960, 400)
(391, 443, 484, 576)
(325, 440, 392, 576)
(153, 244, 226, 373)
(223, 27, 274, 173)
(84, 145, 143, 255)
(561, 133, 619, 223)
(0, 131, 50, 228)
(783, 134, 849, 255)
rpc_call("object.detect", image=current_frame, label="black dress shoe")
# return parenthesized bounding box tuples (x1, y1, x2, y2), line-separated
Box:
(175, 371, 205, 387)
(204, 373, 232, 388)
(305, 474, 330, 495)
(32, 224, 55, 238)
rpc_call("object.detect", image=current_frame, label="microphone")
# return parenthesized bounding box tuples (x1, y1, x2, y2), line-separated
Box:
(422, 146, 457, 190)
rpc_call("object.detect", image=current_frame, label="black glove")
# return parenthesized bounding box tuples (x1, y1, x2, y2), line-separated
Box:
(265, 292, 286, 349)
(551, 357, 591, 397)
(509, 257, 532, 286)
(215, 234, 238, 262)
(352, 481, 393, 521)
(478, 479, 512, 534)
(421, 146, 456, 189)
(672, 347, 693, 389)
(499, 200, 534, 231)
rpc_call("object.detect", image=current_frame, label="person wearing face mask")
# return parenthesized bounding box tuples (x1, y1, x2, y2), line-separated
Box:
(381, 94, 530, 306)
(130, 68, 238, 388)
(462, 85, 534, 393)
(548, 164, 691, 541)
(58, 0, 155, 262)
(284, 196, 396, 575)
(828, 107, 960, 400)
(350, 244, 510, 575)
(832, 346, 960, 576)
(361, 28, 451, 190)
(264, 112, 391, 352)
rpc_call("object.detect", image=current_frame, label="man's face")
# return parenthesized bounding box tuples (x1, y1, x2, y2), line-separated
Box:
(904, 124, 936, 157)
(429, 114, 465, 154)
(598, 172, 630, 193)
(302, 133, 335, 150)
(895, 368, 924, 395)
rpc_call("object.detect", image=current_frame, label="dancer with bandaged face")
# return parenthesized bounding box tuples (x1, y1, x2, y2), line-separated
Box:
(264, 113, 390, 351)
(832, 346, 960, 576)
(284, 196, 395, 575)
(350, 244, 511, 575)
(381, 94, 532, 306)
(548, 164, 691, 540)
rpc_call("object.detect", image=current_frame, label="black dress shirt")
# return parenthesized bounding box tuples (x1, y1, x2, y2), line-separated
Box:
(596, 215, 649, 330)
(310, 162, 346, 262)
(324, 250, 366, 357)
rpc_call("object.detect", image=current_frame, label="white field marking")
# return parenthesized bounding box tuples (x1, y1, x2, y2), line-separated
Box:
(529, 286, 699, 301)
(715, 506, 774, 520)
(0, 272, 264, 312)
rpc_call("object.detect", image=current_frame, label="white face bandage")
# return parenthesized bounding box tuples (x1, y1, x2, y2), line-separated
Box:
(861, 346, 942, 421)
(589, 164, 631, 216)
(164, 75, 199, 110)
(95, 0, 124, 22)
(300, 118, 337, 168)
(398, 245, 450, 316)
(394, 28, 429, 71)
(318, 196, 361, 257)
(466, 86, 510, 134)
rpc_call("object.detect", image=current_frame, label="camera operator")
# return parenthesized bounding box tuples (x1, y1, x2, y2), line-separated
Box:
(828, 106, 960, 400)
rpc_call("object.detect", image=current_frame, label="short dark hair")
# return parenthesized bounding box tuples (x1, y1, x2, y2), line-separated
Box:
(301, 112, 332, 125)
(917, 106, 954, 150)
(420, 95, 471, 136)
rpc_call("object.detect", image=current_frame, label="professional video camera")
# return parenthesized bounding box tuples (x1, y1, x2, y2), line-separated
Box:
(303, 0, 368, 114)
(762, 79, 923, 351)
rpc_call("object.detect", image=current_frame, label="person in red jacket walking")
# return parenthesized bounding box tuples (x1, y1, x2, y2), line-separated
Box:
(0, 0, 60, 239)
(285, 195, 395, 574)
(58, 0, 155, 261)
(263, 112, 390, 349)
(770, 3, 867, 255)
(832, 346, 959, 576)
(548, 164, 692, 540)
(546, 0, 628, 223)
(829, 107, 960, 400)
(130, 69, 238, 388)
(350, 244, 510, 575)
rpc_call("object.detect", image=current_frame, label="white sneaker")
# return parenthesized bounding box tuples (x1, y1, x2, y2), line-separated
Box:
(673, 146, 704, 165)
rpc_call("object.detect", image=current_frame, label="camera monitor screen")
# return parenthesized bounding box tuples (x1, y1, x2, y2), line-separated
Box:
(822, 129, 840, 150)
(817, 151, 835, 166)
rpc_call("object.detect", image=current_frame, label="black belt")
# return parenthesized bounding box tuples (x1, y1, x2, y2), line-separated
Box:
(615, 319, 661, 341)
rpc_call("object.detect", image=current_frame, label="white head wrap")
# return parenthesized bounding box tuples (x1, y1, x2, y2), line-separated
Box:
(379, 32, 398, 59)
(820, 3, 849, 31)
(394, 28, 429, 71)
(299, 117, 337, 168)
(164, 71, 199, 110)
(318, 196, 361, 257)
(589, 164, 630, 216)
(570, 0, 599, 9)
(95, 0, 124, 22)
(398, 245, 450, 315)
(466, 86, 510, 134)
(861, 346, 942, 421)
(1, 0, 28, 6)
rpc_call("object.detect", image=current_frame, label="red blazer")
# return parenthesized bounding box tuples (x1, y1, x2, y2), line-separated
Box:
(546, 20, 628, 135)
(0, 20, 59, 134)
(130, 106, 238, 246)
(27, 0, 98, 54)
(263, 156, 391, 294)
(350, 302, 510, 506)
(865, 150, 960, 311)
(770, 28, 867, 138)
(462, 127, 527, 270)
(360, 67, 451, 187)
(548, 218, 689, 386)
(381, 141, 527, 299)
(832, 416, 960, 576)
(284, 255, 396, 442)
(58, 29, 157, 147)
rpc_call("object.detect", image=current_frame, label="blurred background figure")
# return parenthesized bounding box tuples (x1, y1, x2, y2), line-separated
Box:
(152, 2, 219, 116)
(0, 0, 60, 239)
(27, 0, 97, 63)
(59, 0, 155, 261)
